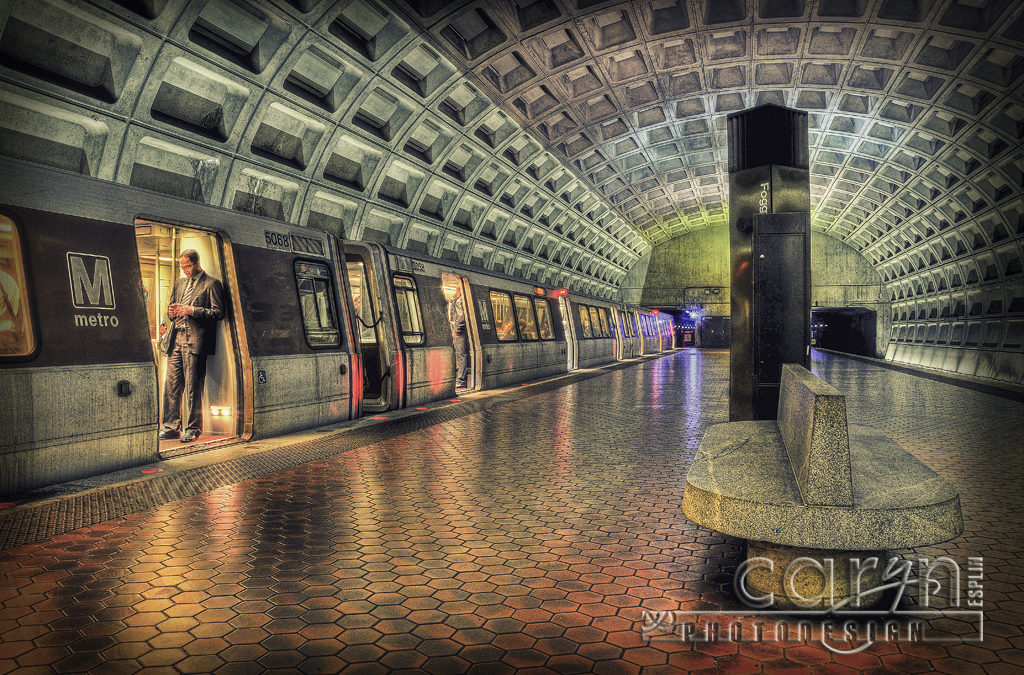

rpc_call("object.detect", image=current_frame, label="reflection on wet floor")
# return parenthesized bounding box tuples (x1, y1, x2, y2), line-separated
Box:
(0, 350, 1020, 673)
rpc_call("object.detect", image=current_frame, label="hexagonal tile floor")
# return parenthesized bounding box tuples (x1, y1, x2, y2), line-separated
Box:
(0, 349, 1021, 673)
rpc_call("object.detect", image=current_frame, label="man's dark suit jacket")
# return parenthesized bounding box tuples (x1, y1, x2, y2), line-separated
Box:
(163, 270, 225, 355)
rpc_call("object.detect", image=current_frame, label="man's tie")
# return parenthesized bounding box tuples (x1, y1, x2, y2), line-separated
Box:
(175, 278, 196, 328)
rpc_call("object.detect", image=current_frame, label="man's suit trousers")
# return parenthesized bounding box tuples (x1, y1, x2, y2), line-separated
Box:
(162, 333, 208, 434)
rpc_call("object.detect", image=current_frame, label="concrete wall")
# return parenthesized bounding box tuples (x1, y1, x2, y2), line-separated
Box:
(618, 250, 652, 306)
(634, 226, 889, 356)
(811, 232, 889, 357)
(638, 226, 730, 315)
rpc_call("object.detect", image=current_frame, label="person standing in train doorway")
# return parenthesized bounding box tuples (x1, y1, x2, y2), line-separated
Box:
(159, 249, 225, 443)
(444, 281, 469, 389)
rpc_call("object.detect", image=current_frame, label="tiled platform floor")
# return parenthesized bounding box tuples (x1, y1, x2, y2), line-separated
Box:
(0, 349, 1021, 673)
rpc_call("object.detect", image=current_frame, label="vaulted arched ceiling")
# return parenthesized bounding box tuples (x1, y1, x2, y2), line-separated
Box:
(0, 0, 1021, 314)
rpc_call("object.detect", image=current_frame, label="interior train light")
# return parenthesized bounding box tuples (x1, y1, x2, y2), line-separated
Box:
(210, 406, 231, 417)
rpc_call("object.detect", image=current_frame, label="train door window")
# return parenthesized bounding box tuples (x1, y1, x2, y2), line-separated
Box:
(598, 308, 611, 337)
(135, 221, 239, 450)
(559, 296, 576, 371)
(347, 261, 378, 345)
(578, 304, 592, 337)
(295, 262, 340, 348)
(392, 275, 424, 346)
(589, 307, 603, 337)
(533, 298, 554, 340)
(513, 294, 539, 340)
(346, 258, 388, 406)
(0, 215, 34, 357)
(490, 290, 518, 341)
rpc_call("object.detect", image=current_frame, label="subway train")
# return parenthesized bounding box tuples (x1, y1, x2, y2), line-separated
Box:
(0, 159, 674, 495)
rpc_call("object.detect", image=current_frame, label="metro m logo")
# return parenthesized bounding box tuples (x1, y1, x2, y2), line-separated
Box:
(67, 253, 116, 310)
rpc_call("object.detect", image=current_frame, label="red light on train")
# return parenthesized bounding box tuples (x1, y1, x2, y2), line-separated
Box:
(550, 288, 568, 298)
(651, 309, 660, 315)
(533, 286, 545, 295)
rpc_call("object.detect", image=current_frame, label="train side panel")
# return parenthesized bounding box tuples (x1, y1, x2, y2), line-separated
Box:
(473, 284, 566, 388)
(569, 299, 617, 369)
(0, 207, 158, 495)
(231, 236, 355, 437)
(389, 256, 458, 405)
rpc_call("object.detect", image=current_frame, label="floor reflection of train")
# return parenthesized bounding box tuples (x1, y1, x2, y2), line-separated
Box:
(0, 160, 675, 495)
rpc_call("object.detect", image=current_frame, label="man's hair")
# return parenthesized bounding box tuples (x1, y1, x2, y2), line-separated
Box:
(179, 249, 200, 264)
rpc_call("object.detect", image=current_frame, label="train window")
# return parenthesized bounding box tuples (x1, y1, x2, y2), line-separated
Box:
(589, 307, 603, 337)
(392, 274, 424, 346)
(598, 308, 611, 337)
(490, 291, 517, 341)
(347, 261, 377, 345)
(533, 298, 554, 340)
(577, 304, 592, 338)
(295, 262, 340, 348)
(513, 294, 539, 341)
(0, 215, 34, 357)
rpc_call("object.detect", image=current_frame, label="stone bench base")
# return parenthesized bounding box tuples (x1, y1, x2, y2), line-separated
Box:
(682, 364, 963, 610)
(682, 421, 962, 551)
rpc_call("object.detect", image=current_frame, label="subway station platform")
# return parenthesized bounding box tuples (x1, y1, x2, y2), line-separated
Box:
(0, 350, 1021, 674)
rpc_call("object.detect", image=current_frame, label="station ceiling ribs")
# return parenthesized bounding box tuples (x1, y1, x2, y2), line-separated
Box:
(0, 0, 1020, 304)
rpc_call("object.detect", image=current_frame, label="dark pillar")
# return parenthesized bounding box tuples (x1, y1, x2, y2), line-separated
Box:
(728, 104, 811, 421)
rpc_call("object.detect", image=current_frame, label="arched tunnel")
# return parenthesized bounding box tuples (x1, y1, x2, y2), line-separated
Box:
(0, 0, 1020, 382)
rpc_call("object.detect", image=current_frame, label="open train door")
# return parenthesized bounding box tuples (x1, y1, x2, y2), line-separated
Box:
(134, 220, 244, 457)
(556, 291, 577, 371)
(441, 272, 479, 391)
(344, 243, 395, 413)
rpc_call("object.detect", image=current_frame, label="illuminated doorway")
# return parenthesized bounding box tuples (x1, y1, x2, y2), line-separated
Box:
(135, 221, 240, 455)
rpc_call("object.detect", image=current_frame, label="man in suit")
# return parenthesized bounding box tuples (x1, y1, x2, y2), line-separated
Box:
(443, 281, 469, 389)
(159, 249, 225, 443)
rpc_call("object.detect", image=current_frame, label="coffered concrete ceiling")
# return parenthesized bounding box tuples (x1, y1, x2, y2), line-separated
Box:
(0, 0, 1021, 306)
(424, 0, 1023, 251)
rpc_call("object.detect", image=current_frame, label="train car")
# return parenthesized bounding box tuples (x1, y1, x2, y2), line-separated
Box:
(0, 159, 358, 495)
(636, 310, 661, 355)
(562, 293, 620, 369)
(655, 312, 676, 351)
(618, 306, 645, 359)
(343, 242, 570, 403)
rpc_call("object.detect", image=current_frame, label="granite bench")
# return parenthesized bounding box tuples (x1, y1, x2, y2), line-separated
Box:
(682, 363, 963, 608)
